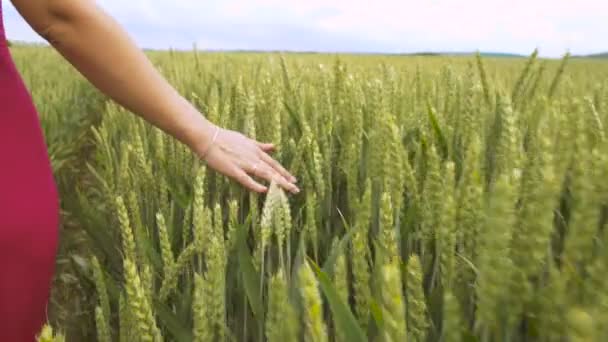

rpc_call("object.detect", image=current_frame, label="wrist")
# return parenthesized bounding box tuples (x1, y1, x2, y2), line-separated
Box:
(182, 106, 218, 158)
(198, 125, 221, 159)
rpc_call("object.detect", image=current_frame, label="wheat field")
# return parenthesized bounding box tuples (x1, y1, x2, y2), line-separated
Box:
(10, 44, 608, 341)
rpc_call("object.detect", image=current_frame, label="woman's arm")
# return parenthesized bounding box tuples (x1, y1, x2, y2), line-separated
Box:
(10, 0, 298, 194)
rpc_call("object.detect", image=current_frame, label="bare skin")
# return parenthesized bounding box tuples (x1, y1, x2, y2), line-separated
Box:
(10, 0, 299, 194)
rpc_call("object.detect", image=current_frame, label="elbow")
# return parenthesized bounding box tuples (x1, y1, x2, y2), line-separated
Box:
(37, 21, 69, 46)
(46, 0, 95, 22)
(36, 0, 95, 45)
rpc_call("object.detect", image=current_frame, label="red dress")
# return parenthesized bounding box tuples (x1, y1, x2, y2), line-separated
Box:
(0, 3, 60, 341)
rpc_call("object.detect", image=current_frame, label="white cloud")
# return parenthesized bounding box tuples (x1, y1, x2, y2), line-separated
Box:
(2, 0, 607, 56)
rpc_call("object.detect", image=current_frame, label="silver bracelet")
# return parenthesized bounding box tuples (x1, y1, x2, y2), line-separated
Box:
(201, 126, 221, 159)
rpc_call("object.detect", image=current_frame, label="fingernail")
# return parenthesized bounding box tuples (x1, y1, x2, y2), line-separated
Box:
(291, 176, 298, 183)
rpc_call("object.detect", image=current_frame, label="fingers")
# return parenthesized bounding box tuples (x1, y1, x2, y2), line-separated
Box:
(234, 169, 268, 193)
(259, 151, 297, 183)
(257, 142, 275, 152)
(205, 131, 298, 194)
(251, 161, 300, 194)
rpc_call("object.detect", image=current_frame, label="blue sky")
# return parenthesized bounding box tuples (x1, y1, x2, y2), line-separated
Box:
(2, 0, 607, 57)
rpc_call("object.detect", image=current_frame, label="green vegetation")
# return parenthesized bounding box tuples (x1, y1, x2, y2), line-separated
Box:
(11, 45, 608, 341)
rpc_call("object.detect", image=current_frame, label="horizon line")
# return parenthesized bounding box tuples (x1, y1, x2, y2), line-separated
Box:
(6, 39, 605, 59)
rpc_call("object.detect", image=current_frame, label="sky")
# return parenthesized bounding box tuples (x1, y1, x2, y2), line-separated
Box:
(2, 0, 607, 57)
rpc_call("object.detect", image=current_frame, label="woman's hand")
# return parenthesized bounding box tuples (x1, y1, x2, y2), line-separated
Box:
(197, 126, 300, 194)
